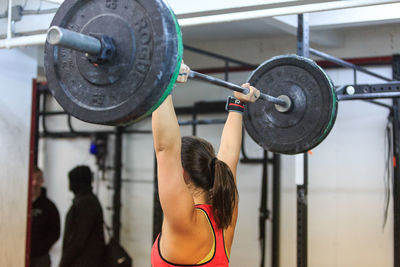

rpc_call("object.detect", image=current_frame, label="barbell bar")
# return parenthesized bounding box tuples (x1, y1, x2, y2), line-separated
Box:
(44, 0, 338, 154)
(47, 26, 291, 111)
(188, 71, 290, 110)
(47, 26, 102, 55)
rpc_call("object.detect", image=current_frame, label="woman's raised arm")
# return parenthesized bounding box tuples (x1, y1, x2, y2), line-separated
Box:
(151, 63, 196, 233)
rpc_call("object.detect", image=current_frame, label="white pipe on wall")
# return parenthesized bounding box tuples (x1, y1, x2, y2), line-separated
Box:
(43, 0, 63, 4)
(0, 34, 47, 49)
(7, 0, 12, 40)
(179, 0, 400, 27)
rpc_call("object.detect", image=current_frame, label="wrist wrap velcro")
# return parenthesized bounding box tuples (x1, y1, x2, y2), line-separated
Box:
(225, 96, 245, 114)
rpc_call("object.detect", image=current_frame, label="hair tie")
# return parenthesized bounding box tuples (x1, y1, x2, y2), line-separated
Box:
(210, 158, 218, 188)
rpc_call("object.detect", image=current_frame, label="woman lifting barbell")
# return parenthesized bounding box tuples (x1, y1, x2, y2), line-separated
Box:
(151, 62, 260, 266)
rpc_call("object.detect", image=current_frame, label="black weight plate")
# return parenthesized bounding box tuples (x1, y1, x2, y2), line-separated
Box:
(141, 0, 183, 121)
(44, 0, 181, 125)
(244, 55, 337, 154)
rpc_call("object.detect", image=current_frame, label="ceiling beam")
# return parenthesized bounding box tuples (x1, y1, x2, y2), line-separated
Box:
(309, 3, 400, 29)
(179, 0, 400, 27)
(171, 0, 301, 16)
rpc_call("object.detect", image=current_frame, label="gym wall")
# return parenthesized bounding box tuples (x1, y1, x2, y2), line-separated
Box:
(0, 47, 38, 267)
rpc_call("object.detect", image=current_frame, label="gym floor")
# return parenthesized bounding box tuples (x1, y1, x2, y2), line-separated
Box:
(1, 1, 400, 267)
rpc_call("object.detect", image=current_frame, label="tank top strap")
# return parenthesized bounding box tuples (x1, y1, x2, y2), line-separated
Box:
(195, 204, 229, 263)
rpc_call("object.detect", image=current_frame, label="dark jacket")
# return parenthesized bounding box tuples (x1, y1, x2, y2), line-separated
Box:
(30, 188, 60, 258)
(59, 190, 106, 267)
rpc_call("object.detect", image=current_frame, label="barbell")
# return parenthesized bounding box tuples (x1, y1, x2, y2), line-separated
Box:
(44, 0, 338, 155)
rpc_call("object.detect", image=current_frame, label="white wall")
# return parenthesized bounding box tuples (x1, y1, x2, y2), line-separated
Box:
(0, 46, 37, 267)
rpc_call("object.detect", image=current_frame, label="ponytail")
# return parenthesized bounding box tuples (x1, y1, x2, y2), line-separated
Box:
(210, 159, 238, 229)
(180, 136, 238, 229)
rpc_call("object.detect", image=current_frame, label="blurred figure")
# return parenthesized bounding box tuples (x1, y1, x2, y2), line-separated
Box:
(59, 165, 106, 267)
(30, 167, 60, 267)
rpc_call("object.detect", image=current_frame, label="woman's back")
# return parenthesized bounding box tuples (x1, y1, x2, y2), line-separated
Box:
(151, 204, 230, 267)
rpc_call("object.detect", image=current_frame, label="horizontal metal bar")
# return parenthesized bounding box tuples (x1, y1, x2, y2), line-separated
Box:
(39, 129, 152, 138)
(337, 82, 400, 101)
(47, 26, 101, 55)
(338, 92, 400, 101)
(121, 179, 153, 184)
(337, 82, 400, 93)
(39, 118, 229, 138)
(240, 158, 265, 164)
(123, 129, 152, 134)
(189, 71, 288, 106)
(22, 8, 58, 15)
(0, 34, 46, 49)
(179, 119, 226, 126)
(310, 48, 392, 82)
(40, 131, 111, 138)
(189, 70, 250, 93)
(43, 0, 63, 4)
(366, 100, 393, 109)
(39, 111, 67, 116)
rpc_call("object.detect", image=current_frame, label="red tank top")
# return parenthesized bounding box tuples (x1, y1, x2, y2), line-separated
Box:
(151, 204, 229, 267)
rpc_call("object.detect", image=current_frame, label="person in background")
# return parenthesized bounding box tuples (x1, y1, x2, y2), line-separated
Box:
(30, 167, 60, 267)
(59, 165, 106, 267)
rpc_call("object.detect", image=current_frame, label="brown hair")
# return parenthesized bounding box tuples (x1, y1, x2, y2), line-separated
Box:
(181, 136, 238, 229)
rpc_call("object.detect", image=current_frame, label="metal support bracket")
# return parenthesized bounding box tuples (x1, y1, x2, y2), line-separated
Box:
(337, 82, 400, 100)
